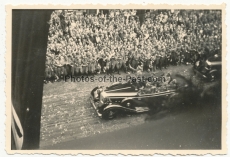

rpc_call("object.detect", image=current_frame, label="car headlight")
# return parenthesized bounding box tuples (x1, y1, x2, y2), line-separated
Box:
(99, 97, 111, 107)
(195, 61, 200, 67)
(101, 97, 111, 103)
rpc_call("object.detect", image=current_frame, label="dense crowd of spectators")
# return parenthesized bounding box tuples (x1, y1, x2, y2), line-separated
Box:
(45, 9, 222, 81)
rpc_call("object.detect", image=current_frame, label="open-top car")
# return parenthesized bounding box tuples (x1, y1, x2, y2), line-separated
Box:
(90, 73, 179, 119)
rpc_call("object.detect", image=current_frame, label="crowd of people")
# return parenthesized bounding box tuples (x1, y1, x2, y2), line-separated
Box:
(45, 9, 222, 82)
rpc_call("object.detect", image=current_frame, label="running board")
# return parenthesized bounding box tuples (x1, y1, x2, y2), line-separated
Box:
(135, 107, 150, 112)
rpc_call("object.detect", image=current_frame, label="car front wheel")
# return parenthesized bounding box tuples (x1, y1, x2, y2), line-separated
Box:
(102, 109, 117, 120)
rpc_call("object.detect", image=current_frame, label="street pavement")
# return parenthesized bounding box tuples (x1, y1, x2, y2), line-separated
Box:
(43, 100, 221, 149)
(40, 65, 221, 149)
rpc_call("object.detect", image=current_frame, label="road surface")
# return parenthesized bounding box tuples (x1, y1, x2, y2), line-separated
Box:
(40, 65, 222, 149)
(43, 99, 221, 150)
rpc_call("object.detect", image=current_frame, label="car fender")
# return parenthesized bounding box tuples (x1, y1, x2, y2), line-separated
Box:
(111, 82, 121, 85)
(91, 86, 103, 95)
(103, 104, 136, 112)
(121, 98, 134, 104)
(91, 87, 99, 95)
(209, 69, 218, 74)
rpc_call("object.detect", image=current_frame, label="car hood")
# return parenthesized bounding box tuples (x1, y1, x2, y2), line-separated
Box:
(104, 82, 137, 93)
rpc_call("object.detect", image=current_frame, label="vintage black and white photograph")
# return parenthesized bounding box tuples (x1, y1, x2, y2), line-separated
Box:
(7, 4, 227, 154)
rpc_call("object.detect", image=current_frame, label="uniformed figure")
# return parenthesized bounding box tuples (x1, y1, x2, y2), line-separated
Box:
(95, 57, 101, 74)
(73, 56, 83, 76)
(170, 50, 177, 66)
(136, 62, 143, 76)
(116, 53, 122, 74)
(71, 54, 76, 76)
(140, 53, 147, 71)
(126, 56, 133, 74)
(175, 47, 181, 64)
(110, 55, 117, 73)
(89, 55, 97, 75)
(88, 55, 93, 75)
(44, 56, 54, 83)
(64, 55, 72, 75)
(146, 58, 153, 72)
(60, 55, 67, 76)
(98, 54, 106, 73)
(49, 57, 56, 81)
(160, 51, 167, 69)
(53, 56, 63, 80)
(82, 56, 89, 75)
(151, 54, 156, 72)
(68, 54, 75, 75)
(131, 53, 138, 70)
(166, 51, 171, 67)
(155, 52, 161, 70)
(122, 55, 128, 73)
(105, 57, 111, 75)
(184, 48, 190, 65)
